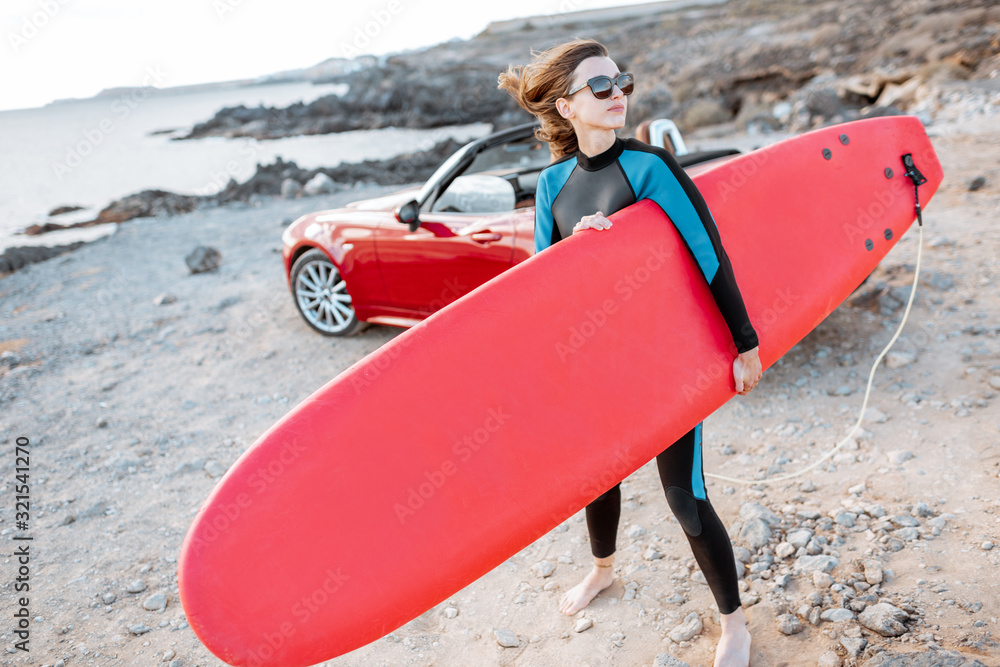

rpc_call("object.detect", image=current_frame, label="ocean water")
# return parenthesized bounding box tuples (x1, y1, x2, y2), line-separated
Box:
(0, 80, 491, 251)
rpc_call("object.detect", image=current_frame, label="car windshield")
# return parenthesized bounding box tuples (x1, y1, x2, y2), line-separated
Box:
(415, 143, 476, 205)
(465, 135, 550, 175)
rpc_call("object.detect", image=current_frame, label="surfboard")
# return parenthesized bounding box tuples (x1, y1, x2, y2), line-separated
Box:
(177, 116, 942, 666)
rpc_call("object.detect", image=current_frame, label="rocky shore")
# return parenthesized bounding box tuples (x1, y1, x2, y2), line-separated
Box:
(173, 0, 999, 141)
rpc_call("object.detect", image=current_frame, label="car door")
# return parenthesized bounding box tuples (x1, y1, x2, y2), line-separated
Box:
(375, 211, 517, 316)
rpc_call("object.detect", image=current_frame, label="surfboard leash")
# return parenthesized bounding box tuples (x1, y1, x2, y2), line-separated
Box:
(706, 153, 928, 487)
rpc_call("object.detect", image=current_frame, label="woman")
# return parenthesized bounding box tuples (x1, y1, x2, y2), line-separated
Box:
(498, 40, 762, 667)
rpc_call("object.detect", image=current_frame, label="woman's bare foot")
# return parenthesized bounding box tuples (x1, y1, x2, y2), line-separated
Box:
(558, 555, 615, 615)
(714, 607, 751, 667)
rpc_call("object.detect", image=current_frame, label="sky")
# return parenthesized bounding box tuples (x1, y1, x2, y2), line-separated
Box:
(0, 0, 670, 112)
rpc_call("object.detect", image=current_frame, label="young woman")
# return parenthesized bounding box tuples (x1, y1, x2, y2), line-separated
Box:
(498, 40, 762, 667)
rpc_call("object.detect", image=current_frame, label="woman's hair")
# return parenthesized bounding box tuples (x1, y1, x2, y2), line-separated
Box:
(498, 39, 608, 160)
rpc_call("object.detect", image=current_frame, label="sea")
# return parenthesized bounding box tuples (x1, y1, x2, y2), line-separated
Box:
(0, 81, 491, 252)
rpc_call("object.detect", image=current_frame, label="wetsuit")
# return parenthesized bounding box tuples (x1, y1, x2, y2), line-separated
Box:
(534, 135, 757, 615)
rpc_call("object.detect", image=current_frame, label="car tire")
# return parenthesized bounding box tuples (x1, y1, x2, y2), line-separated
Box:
(290, 249, 366, 336)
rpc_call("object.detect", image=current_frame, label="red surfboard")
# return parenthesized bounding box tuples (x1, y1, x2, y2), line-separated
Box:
(178, 116, 942, 666)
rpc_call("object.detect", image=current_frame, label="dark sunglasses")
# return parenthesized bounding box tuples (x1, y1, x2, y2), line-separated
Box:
(567, 72, 634, 99)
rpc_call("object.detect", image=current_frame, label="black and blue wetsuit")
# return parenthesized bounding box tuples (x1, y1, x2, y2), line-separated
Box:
(534, 136, 756, 615)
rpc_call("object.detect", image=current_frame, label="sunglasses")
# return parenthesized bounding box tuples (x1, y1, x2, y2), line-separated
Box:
(567, 72, 634, 99)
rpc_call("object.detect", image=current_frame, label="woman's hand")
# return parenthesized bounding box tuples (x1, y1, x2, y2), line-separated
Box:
(573, 211, 612, 233)
(733, 346, 762, 395)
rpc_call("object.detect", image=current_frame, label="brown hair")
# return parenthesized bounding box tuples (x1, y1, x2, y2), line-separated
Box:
(498, 39, 608, 160)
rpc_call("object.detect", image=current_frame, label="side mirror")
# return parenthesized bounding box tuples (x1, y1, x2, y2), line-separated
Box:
(395, 200, 421, 232)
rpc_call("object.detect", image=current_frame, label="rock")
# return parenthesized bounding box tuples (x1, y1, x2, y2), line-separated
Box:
(142, 593, 168, 612)
(800, 479, 816, 493)
(911, 501, 934, 518)
(858, 602, 909, 636)
(530, 560, 555, 578)
(776, 613, 803, 635)
(493, 627, 519, 647)
(863, 407, 888, 423)
(185, 246, 221, 274)
(203, 460, 227, 478)
(967, 175, 986, 191)
(574, 617, 593, 633)
(818, 651, 843, 667)
(738, 518, 772, 549)
(153, 293, 177, 306)
(775, 542, 796, 559)
(280, 178, 301, 199)
(740, 591, 760, 607)
(654, 653, 692, 667)
(0, 242, 86, 276)
(893, 527, 919, 541)
(981, 541, 994, 551)
(302, 172, 336, 196)
(643, 547, 664, 561)
(444, 607, 458, 619)
(626, 524, 646, 539)
(102, 592, 117, 604)
(682, 99, 731, 128)
(691, 570, 708, 585)
(787, 529, 814, 548)
(813, 572, 835, 588)
(668, 612, 702, 643)
(862, 648, 987, 666)
(129, 623, 152, 635)
(738, 502, 782, 527)
(887, 450, 914, 465)
(885, 351, 915, 369)
(841, 636, 867, 658)
(863, 559, 883, 585)
(988, 376, 1000, 391)
(795, 555, 839, 574)
(125, 580, 148, 594)
(821, 608, 856, 622)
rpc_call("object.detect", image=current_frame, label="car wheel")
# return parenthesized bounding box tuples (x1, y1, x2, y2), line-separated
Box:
(291, 249, 365, 336)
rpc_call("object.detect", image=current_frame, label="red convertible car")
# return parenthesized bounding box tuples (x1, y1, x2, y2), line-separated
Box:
(281, 122, 738, 336)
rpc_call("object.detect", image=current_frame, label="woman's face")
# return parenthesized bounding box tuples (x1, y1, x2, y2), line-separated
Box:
(557, 56, 628, 132)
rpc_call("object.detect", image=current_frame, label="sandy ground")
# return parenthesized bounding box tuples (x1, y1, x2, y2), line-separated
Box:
(1, 117, 998, 667)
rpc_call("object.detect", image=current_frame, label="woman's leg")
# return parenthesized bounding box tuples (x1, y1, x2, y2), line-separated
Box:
(558, 484, 620, 614)
(656, 424, 750, 667)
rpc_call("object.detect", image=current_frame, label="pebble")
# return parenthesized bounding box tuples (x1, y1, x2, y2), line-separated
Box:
(654, 653, 692, 667)
(531, 560, 555, 578)
(128, 623, 152, 635)
(989, 376, 1000, 391)
(691, 570, 708, 585)
(840, 636, 867, 658)
(863, 559, 884, 585)
(738, 502, 782, 526)
(102, 592, 116, 604)
(668, 612, 702, 643)
(813, 572, 835, 588)
(911, 501, 934, 518)
(820, 608, 855, 622)
(863, 407, 888, 423)
(644, 547, 664, 561)
(967, 175, 987, 191)
(817, 650, 843, 667)
(893, 527, 919, 541)
(795, 555, 839, 574)
(574, 617, 593, 633)
(787, 529, 814, 548)
(185, 246, 221, 274)
(776, 613, 803, 635)
(493, 627, 519, 647)
(142, 593, 167, 612)
(887, 450, 914, 465)
(890, 514, 921, 528)
(858, 602, 909, 636)
(740, 591, 760, 607)
(444, 607, 458, 619)
(125, 580, 148, 594)
(885, 351, 915, 369)
(153, 293, 177, 306)
(626, 524, 646, 539)
(738, 518, 772, 549)
(775, 541, 796, 559)
(982, 541, 994, 551)
(800, 479, 816, 493)
(163, 649, 175, 660)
